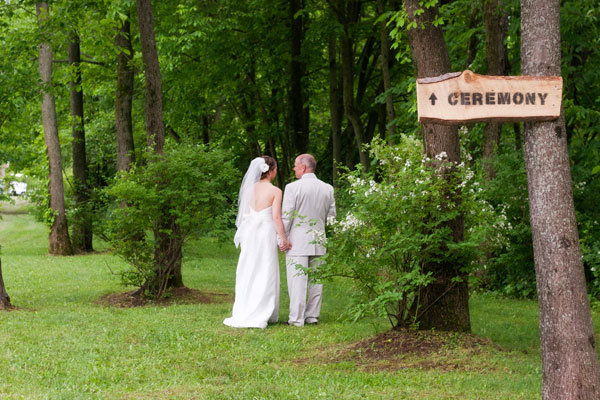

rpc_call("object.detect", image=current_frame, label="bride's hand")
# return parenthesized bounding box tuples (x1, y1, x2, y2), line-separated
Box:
(279, 239, 291, 252)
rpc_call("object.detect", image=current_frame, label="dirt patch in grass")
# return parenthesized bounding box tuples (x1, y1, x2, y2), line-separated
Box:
(97, 287, 231, 308)
(295, 329, 504, 373)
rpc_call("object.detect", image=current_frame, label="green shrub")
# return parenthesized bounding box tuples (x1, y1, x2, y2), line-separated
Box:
(312, 136, 490, 329)
(104, 143, 237, 297)
(476, 150, 536, 298)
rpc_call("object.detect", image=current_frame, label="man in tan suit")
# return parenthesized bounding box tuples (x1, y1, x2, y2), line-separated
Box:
(281, 154, 336, 326)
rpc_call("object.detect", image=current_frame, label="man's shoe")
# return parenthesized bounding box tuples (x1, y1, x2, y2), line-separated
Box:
(305, 319, 318, 325)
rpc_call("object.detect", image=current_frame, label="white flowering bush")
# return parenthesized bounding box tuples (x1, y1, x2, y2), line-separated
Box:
(312, 136, 491, 329)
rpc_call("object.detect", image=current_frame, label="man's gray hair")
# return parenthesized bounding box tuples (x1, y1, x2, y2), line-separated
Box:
(298, 154, 316, 171)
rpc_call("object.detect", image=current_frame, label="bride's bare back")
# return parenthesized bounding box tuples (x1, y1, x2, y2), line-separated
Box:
(252, 181, 279, 211)
(253, 180, 288, 248)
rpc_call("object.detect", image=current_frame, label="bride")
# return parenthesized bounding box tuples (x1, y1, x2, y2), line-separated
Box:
(224, 156, 290, 328)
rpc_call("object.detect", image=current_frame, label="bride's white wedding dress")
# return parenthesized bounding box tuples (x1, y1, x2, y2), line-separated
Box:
(223, 206, 280, 328)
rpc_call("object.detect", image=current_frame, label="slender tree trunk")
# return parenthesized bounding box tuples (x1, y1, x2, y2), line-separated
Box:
(136, 0, 183, 291)
(69, 31, 92, 253)
(514, 122, 522, 150)
(521, 1, 600, 397)
(115, 15, 135, 173)
(403, 0, 470, 332)
(37, 2, 73, 256)
(328, 34, 343, 184)
(289, 0, 309, 154)
(136, 0, 164, 155)
(377, 0, 395, 143)
(339, 0, 369, 171)
(482, 0, 508, 180)
(0, 258, 11, 310)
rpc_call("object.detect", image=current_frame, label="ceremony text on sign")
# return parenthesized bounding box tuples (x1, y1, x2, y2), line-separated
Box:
(416, 70, 563, 124)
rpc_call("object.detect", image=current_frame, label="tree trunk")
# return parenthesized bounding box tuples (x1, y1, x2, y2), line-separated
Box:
(136, 0, 183, 291)
(403, 0, 470, 332)
(339, 0, 369, 172)
(0, 258, 11, 310)
(328, 34, 343, 184)
(69, 31, 93, 253)
(521, 1, 600, 398)
(377, 0, 395, 143)
(289, 0, 309, 154)
(115, 14, 135, 173)
(482, 0, 508, 180)
(136, 0, 165, 155)
(37, 2, 73, 256)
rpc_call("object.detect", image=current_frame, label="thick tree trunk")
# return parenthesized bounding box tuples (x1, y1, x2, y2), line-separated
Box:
(521, 1, 600, 398)
(482, 0, 508, 179)
(69, 32, 93, 253)
(0, 258, 11, 310)
(403, 0, 470, 332)
(115, 15, 135, 173)
(289, 0, 309, 154)
(136, 0, 183, 291)
(328, 34, 343, 184)
(377, 0, 395, 143)
(37, 2, 73, 256)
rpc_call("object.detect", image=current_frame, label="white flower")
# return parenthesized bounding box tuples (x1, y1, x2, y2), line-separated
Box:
(435, 151, 448, 161)
(260, 163, 269, 173)
(338, 212, 364, 232)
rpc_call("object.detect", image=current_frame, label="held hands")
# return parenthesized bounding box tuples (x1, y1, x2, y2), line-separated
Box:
(279, 239, 292, 252)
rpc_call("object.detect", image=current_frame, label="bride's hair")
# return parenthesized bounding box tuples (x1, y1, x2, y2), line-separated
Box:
(261, 156, 277, 179)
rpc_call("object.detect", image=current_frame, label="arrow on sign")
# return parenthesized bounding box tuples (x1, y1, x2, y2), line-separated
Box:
(429, 93, 438, 105)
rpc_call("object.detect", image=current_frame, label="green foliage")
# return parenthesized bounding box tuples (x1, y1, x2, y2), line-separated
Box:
(104, 143, 237, 295)
(314, 136, 490, 329)
(570, 133, 600, 307)
(475, 148, 536, 299)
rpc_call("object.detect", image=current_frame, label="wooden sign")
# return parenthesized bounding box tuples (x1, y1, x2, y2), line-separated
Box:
(416, 70, 562, 124)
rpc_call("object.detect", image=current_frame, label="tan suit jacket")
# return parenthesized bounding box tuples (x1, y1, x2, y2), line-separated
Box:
(282, 173, 336, 256)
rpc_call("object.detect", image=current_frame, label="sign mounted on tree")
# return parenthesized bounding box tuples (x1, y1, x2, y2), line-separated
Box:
(416, 70, 562, 124)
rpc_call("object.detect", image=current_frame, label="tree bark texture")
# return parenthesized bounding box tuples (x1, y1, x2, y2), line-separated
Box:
(0, 258, 11, 310)
(339, 0, 369, 172)
(521, 1, 600, 398)
(136, 0, 183, 292)
(69, 32, 93, 253)
(403, 0, 470, 332)
(136, 0, 165, 154)
(482, 0, 508, 180)
(289, 0, 309, 155)
(328, 34, 343, 184)
(115, 15, 135, 173)
(377, 0, 396, 143)
(37, 2, 73, 256)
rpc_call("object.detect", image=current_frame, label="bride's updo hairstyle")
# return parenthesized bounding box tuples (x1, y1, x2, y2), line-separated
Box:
(260, 156, 277, 179)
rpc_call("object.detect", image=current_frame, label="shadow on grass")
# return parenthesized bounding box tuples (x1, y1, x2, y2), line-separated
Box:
(0, 198, 29, 215)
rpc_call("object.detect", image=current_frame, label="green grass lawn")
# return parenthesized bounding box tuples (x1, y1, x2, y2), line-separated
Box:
(0, 207, 596, 399)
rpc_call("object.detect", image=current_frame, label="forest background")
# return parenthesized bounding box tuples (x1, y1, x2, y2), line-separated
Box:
(0, 0, 599, 313)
